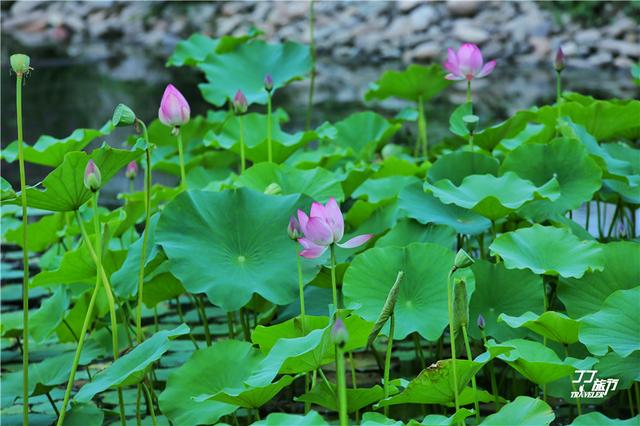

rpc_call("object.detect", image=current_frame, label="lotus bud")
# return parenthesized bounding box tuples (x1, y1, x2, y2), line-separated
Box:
(453, 279, 469, 330)
(288, 215, 303, 240)
(264, 182, 282, 195)
(84, 160, 101, 192)
(264, 74, 273, 92)
(331, 317, 349, 348)
(125, 161, 138, 180)
(453, 249, 474, 271)
(477, 314, 486, 330)
(10, 54, 32, 76)
(233, 90, 248, 114)
(554, 47, 565, 73)
(463, 114, 479, 135)
(112, 103, 136, 127)
(158, 84, 190, 128)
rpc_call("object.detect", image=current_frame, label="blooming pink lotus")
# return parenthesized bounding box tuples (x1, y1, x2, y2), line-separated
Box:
(158, 84, 190, 127)
(296, 198, 373, 259)
(444, 43, 496, 81)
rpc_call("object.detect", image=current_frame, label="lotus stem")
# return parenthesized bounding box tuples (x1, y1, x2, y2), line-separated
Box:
(240, 307, 251, 341)
(413, 333, 426, 370)
(462, 326, 480, 422)
(176, 130, 187, 188)
(417, 95, 428, 159)
(446, 270, 461, 416)
(556, 70, 562, 134)
(295, 244, 306, 333)
(226, 311, 236, 339)
(175, 297, 199, 349)
(383, 313, 395, 417)
(564, 345, 582, 416)
(348, 350, 359, 422)
(238, 114, 246, 173)
(267, 91, 273, 163)
(305, 0, 316, 131)
(541, 279, 548, 402)
(330, 244, 339, 310)
(336, 345, 349, 426)
(466, 80, 472, 105)
(142, 381, 159, 426)
(15, 69, 30, 426)
(480, 329, 500, 411)
(195, 295, 212, 346)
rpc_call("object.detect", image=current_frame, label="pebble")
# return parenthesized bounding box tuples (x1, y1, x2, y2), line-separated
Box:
(453, 20, 489, 44)
(446, 0, 479, 17)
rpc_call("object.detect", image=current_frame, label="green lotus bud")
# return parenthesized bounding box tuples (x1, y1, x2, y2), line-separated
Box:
(453, 249, 474, 270)
(367, 271, 404, 346)
(477, 314, 486, 330)
(264, 182, 282, 195)
(112, 103, 136, 127)
(10, 54, 32, 75)
(463, 114, 479, 134)
(453, 279, 469, 330)
(331, 318, 349, 348)
(84, 159, 102, 192)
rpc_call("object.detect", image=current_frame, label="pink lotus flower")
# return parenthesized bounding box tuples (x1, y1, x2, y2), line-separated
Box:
(125, 161, 138, 180)
(158, 84, 190, 127)
(444, 43, 496, 81)
(296, 198, 373, 259)
(233, 90, 248, 114)
(554, 47, 565, 72)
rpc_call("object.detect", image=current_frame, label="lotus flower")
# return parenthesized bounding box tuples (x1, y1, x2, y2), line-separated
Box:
(233, 90, 248, 114)
(554, 47, 565, 72)
(264, 74, 273, 92)
(84, 159, 101, 192)
(444, 43, 496, 81)
(477, 314, 486, 330)
(125, 161, 138, 180)
(287, 215, 303, 240)
(158, 84, 190, 127)
(296, 198, 373, 258)
(331, 317, 349, 346)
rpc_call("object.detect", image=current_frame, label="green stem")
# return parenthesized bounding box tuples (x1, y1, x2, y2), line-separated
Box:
(16, 73, 30, 426)
(306, 0, 316, 131)
(481, 331, 500, 411)
(466, 80, 472, 105)
(136, 384, 142, 426)
(541, 280, 548, 403)
(142, 381, 159, 426)
(585, 201, 591, 233)
(267, 92, 273, 163)
(383, 314, 395, 417)
(176, 130, 187, 188)
(226, 311, 236, 339)
(296, 245, 306, 333)
(238, 115, 246, 173)
(413, 333, 426, 370)
(564, 345, 582, 416)
(196, 296, 212, 346)
(175, 297, 199, 349)
(462, 326, 480, 422)
(634, 382, 640, 417)
(240, 308, 251, 342)
(447, 270, 461, 416)
(330, 244, 338, 311)
(336, 346, 348, 426)
(129, 179, 134, 194)
(46, 392, 60, 417)
(556, 70, 562, 135)
(417, 96, 428, 159)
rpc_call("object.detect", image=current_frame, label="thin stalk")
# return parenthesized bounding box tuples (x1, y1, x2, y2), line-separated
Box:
(153, 306, 159, 332)
(596, 197, 604, 239)
(628, 389, 635, 417)
(196, 296, 212, 346)
(16, 72, 30, 426)
(175, 297, 199, 349)
(296, 245, 306, 333)
(383, 314, 395, 417)
(136, 384, 142, 426)
(462, 326, 480, 422)
(446, 271, 461, 416)
(305, 0, 316, 131)
(564, 345, 582, 416)
(556, 70, 562, 135)
(129, 179, 134, 194)
(413, 333, 426, 370)
(135, 119, 153, 345)
(541, 280, 548, 403)
(635, 382, 640, 416)
(466, 80, 472, 104)
(317, 368, 334, 394)
(226, 312, 236, 339)
(330, 244, 338, 310)
(240, 308, 251, 342)
(142, 381, 159, 426)
(480, 330, 500, 411)
(607, 199, 622, 239)
(417, 96, 428, 158)
(267, 91, 273, 163)
(46, 392, 59, 417)
(585, 201, 590, 233)
(336, 346, 348, 426)
(238, 115, 246, 173)
(176, 130, 187, 188)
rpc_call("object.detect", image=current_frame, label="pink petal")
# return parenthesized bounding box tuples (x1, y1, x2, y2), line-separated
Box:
(297, 209, 309, 232)
(159, 84, 190, 127)
(336, 234, 374, 249)
(324, 197, 344, 242)
(310, 201, 326, 219)
(443, 48, 460, 75)
(445, 73, 465, 81)
(476, 60, 496, 78)
(457, 43, 482, 76)
(304, 217, 334, 246)
(298, 238, 328, 259)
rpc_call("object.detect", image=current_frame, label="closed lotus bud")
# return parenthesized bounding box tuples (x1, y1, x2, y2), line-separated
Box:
(288, 215, 303, 240)
(554, 47, 565, 72)
(463, 114, 479, 134)
(453, 249, 474, 270)
(233, 90, 248, 114)
(264, 182, 282, 195)
(158, 84, 190, 128)
(331, 317, 349, 348)
(112, 103, 136, 127)
(453, 279, 469, 330)
(10, 54, 32, 75)
(477, 314, 486, 330)
(125, 161, 138, 180)
(264, 74, 273, 92)
(84, 160, 101, 192)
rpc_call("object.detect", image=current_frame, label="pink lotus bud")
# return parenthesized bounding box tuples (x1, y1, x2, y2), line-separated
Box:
(125, 161, 138, 180)
(331, 317, 349, 347)
(443, 43, 496, 81)
(158, 84, 190, 128)
(477, 314, 485, 330)
(554, 47, 565, 72)
(288, 215, 302, 240)
(84, 159, 101, 192)
(233, 90, 248, 114)
(264, 74, 273, 92)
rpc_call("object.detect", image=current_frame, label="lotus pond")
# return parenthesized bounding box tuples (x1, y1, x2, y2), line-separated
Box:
(1, 24, 640, 426)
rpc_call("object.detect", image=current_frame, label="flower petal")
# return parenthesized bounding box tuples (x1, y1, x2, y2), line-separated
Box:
(297, 209, 309, 232)
(476, 60, 496, 78)
(336, 234, 374, 249)
(445, 73, 465, 81)
(457, 43, 482, 76)
(298, 238, 328, 259)
(443, 48, 460, 76)
(304, 217, 333, 246)
(324, 197, 344, 242)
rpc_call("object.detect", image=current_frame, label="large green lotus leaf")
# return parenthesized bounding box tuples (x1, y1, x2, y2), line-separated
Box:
(569, 412, 640, 426)
(253, 411, 329, 426)
(1, 177, 15, 201)
(489, 225, 604, 278)
(4, 212, 66, 252)
(167, 30, 261, 66)
(473, 110, 541, 151)
(352, 176, 421, 204)
(469, 260, 544, 341)
(157, 188, 320, 311)
(579, 287, 640, 357)
(362, 412, 404, 426)
(1, 121, 113, 166)
(486, 339, 575, 385)
(343, 243, 453, 341)
(141, 266, 186, 308)
(398, 182, 491, 235)
(159, 340, 263, 426)
(336, 162, 378, 199)
(427, 151, 499, 185)
(480, 396, 554, 426)
(499, 311, 579, 344)
(426, 172, 560, 221)
(198, 41, 312, 106)
(64, 402, 104, 426)
(237, 163, 344, 203)
(9, 144, 143, 212)
(204, 113, 316, 163)
(331, 112, 402, 159)
(412, 409, 475, 426)
(601, 141, 640, 203)
(449, 102, 473, 138)
(500, 138, 602, 220)
(30, 288, 69, 343)
(205, 375, 294, 409)
(558, 242, 640, 318)
(496, 123, 546, 152)
(375, 219, 455, 250)
(595, 351, 640, 389)
(364, 64, 452, 102)
(252, 315, 330, 351)
(75, 324, 190, 402)
(296, 381, 388, 413)
(560, 97, 640, 141)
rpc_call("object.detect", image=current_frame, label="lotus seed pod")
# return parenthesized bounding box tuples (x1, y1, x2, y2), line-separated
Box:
(463, 114, 479, 134)
(453, 249, 474, 270)
(112, 103, 136, 127)
(10, 54, 31, 75)
(84, 160, 102, 192)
